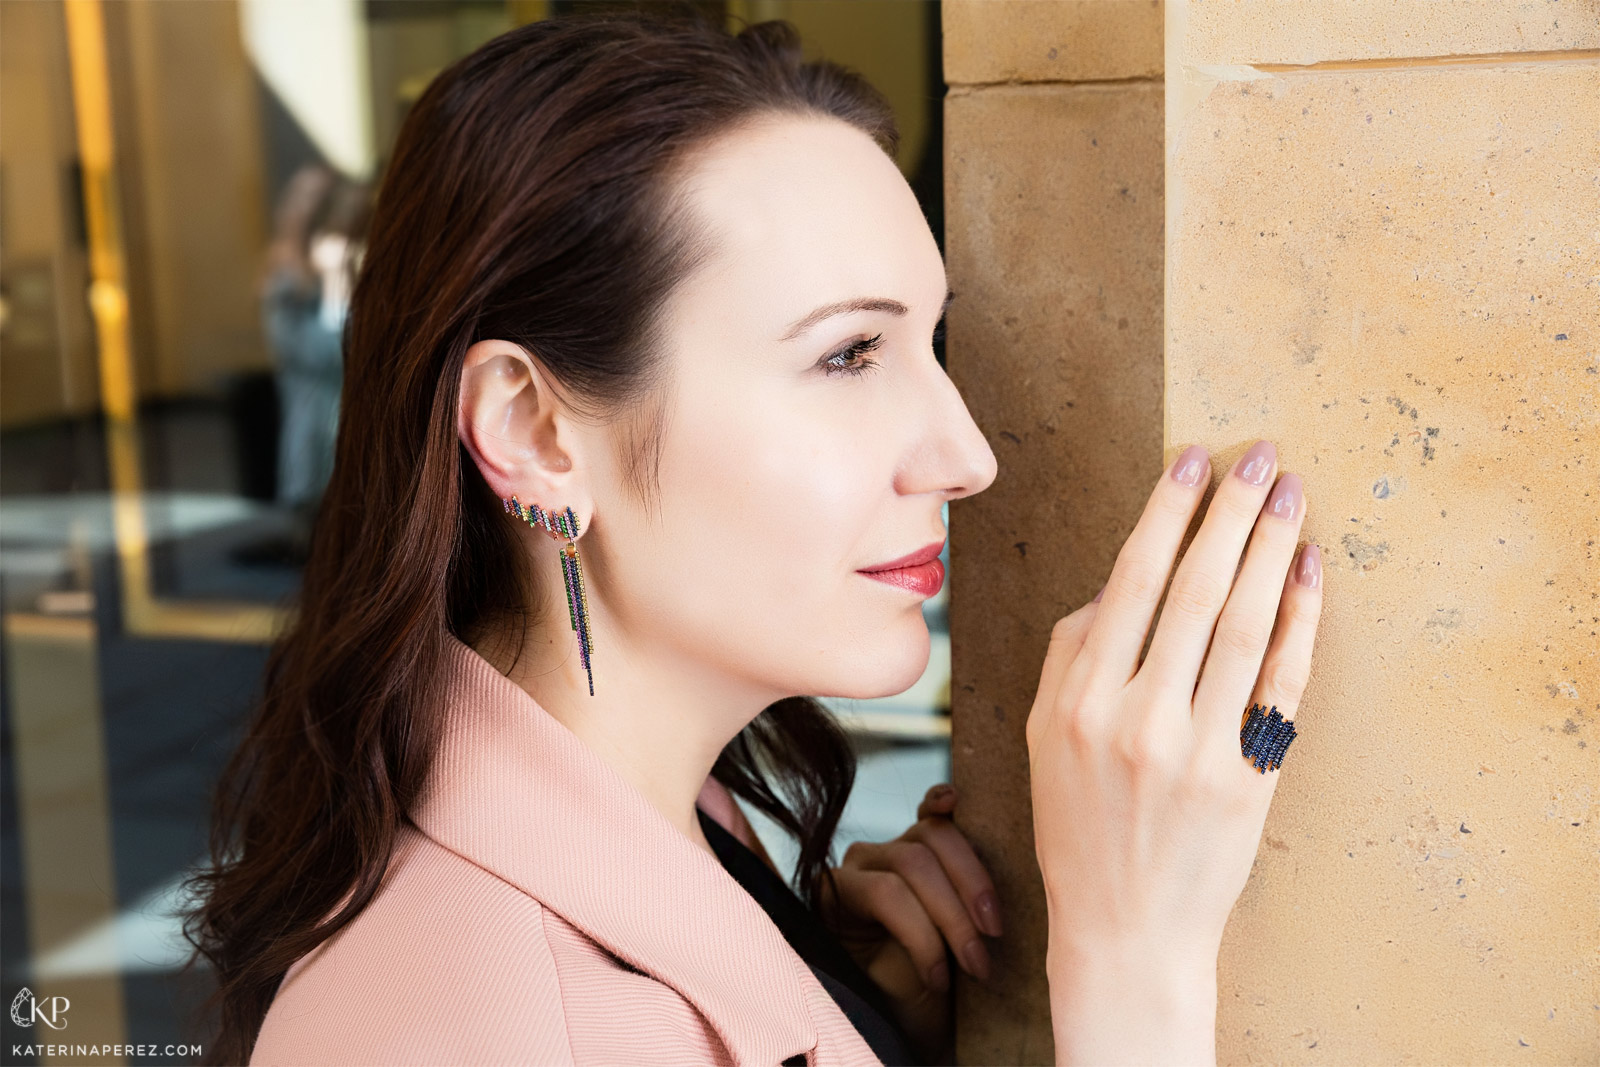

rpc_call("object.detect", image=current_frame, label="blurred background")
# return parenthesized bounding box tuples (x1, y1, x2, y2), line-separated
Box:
(0, 0, 949, 1061)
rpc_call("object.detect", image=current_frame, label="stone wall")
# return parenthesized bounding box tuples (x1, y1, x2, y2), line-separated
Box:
(1167, 3, 1597, 1062)
(946, 1, 1597, 1062)
(944, 3, 1165, 1062)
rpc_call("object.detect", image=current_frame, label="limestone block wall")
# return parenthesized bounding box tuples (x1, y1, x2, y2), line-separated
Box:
(1167, 3, 1597, 1062)
(946, 1, 1597, 1062)
(944, 3, 1165, 1063)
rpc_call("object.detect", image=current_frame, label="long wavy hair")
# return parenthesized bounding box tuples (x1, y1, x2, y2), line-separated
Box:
(179, 10, 900, 1063)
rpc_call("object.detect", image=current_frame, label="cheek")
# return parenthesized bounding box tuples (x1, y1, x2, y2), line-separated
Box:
(673, 398, 870, 608)
(608, 379, 930, 695)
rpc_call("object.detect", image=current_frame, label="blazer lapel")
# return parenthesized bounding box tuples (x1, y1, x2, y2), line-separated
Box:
(409, 634, 822, 1064)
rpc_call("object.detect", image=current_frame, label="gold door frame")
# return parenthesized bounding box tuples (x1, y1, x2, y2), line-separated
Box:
(64, 0, 287, 644)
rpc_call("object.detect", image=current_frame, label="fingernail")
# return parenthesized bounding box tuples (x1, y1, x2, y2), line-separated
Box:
(959, 937, 992, 982)
(1295, 543, 1322, 589)
(1170, 444, 1210, 487)
(974, 890, 1004, 937)
(1266, 472, 1304, 522)
(926, 958, 950, 993)
(1092, 585, 1104, 603)
(1235, 439, 1277, 486)
(927, 783, 956, 803)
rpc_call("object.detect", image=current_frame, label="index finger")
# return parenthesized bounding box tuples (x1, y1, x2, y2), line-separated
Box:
(1078, 445, 1211, 690)
(904, 815, 1004, 938)
(916, 783, 958, 821)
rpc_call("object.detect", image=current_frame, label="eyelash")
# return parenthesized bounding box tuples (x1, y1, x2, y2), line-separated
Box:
(821, 319, 947, 378)
(822, 332, 884, 377)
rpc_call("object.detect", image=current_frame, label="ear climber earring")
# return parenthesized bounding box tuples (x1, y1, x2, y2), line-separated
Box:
(504, 495, 595, 696)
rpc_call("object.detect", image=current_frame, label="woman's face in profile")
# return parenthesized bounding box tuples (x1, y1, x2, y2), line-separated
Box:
(594, 114, 997, 705)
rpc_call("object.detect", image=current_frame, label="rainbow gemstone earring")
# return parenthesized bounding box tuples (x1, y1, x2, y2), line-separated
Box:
(504, 495, 595, 696)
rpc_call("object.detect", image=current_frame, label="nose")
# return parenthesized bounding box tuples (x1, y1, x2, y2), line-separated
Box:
(898, 362, 999, 501)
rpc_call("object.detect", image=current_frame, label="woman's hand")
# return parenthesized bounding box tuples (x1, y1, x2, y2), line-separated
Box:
(1027, 440, 1324, 1066)
(820, 782, 1003, 1063)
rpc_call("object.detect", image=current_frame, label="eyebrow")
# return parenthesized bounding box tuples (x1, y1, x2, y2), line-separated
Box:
(780, 288, 955, 343)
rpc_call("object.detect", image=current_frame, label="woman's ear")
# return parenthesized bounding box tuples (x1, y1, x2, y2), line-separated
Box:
(457, 339, 577, 505)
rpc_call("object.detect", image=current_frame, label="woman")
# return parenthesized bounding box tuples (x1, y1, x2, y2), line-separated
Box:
(183, 11, 1322, 1066)
(249, 164, 372, 564)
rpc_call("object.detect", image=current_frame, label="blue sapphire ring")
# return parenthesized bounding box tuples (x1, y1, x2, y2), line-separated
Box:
(1240, 703, 1297, 773)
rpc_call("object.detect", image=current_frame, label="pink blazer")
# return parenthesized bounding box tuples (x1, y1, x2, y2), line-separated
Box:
(249, 634, 885, 1066)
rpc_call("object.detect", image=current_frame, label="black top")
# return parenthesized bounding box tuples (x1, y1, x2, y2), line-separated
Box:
(696, 807, 919, 1066)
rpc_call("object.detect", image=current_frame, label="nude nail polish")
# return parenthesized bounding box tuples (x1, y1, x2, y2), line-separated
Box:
(974, 891, 1004, 937)
(1235, 439, 1277, 486)
(1295, 544, 1323, 588)
(1170, 444, 1209, 487)
(1267, 473, 1304, 521)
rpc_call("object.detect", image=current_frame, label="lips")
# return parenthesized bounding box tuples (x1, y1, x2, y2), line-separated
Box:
(858, 540, 946, 598)
(859, 540, 946, 573)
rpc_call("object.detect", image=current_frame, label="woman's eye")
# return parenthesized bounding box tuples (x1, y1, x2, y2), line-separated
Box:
(822, 333, 885, 378)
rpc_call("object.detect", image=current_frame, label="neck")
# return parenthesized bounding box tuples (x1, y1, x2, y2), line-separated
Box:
(472, 606, 778, 860)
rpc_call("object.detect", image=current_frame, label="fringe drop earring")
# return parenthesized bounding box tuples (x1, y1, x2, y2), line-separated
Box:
(504, 495, 595, 696)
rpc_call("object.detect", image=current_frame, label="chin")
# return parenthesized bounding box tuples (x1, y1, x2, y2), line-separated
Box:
(832, 614, 932, 699)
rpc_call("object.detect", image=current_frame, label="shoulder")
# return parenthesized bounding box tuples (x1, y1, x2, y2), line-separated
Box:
(250, 823, 735, 1067)
(250, 824, 572, 1065)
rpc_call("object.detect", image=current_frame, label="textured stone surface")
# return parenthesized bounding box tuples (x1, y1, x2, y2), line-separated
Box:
(945, 81, 1165, 1066)
(946, 2, 1597, 1061)
(1183, 0, 1600, 65)
(944, 0, 1163, 84)
(1169, 53, 1600, 1067)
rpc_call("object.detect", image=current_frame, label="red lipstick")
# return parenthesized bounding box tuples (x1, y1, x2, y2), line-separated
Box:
(858, 540, 946, 598)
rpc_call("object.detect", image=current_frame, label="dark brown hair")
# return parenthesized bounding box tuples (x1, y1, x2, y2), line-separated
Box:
(179, 9, 899, 1063)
